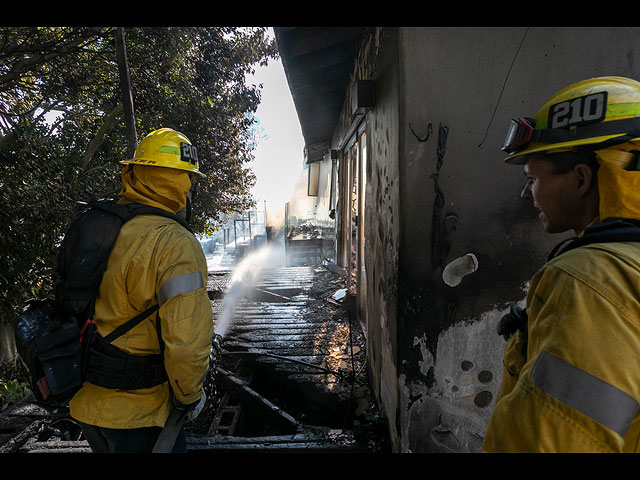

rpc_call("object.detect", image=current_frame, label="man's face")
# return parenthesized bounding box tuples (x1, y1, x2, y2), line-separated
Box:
(521, 156, 584, 234)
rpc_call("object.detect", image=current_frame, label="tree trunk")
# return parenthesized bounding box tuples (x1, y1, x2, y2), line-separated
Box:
(113, 27, 137, 158)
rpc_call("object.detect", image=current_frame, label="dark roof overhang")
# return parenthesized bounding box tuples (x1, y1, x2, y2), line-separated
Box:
(273, 27, 366, 163)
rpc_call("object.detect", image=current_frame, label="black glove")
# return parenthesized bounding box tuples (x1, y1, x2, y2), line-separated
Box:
(497, 305, 528, 341)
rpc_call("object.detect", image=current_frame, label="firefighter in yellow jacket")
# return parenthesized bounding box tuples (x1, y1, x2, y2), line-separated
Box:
(69, 128, 213, 453)
(483, 77, 640, 452)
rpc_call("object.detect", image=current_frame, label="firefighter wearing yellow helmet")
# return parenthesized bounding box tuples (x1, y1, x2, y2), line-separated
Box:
(483, 77, 640, 453)
(69, 128, 213, 453)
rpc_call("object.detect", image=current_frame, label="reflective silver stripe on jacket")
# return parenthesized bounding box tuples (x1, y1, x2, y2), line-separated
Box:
(157, 272, 204, 306)
(531, 350, 640, 437)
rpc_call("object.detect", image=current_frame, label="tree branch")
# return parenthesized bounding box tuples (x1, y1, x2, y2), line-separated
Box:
(0, 27, 105, 92)
(81, 103, 124, 168)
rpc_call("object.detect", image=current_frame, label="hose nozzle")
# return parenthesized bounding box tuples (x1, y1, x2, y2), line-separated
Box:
(212, 333, 224, 354)
(209, 334, 224, 369)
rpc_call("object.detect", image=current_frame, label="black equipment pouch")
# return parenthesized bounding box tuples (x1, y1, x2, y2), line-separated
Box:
(14, 300, 166, 405)
(14, 300, 84, 405)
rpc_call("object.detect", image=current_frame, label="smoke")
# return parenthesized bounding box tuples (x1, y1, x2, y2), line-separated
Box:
(264, 203, 285, 232)
(214, 242, 285, 338)
(288, 169, 315, 219)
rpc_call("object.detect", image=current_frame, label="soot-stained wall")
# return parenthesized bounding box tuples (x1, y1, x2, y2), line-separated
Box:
(331, 28, 403, 444)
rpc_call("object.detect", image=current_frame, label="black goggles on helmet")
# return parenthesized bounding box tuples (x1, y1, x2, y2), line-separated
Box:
(502, 115, 640, 155)
(502, 117, 536, 154)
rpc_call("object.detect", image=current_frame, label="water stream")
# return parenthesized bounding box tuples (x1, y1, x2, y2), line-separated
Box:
(213, 242, 285, 339)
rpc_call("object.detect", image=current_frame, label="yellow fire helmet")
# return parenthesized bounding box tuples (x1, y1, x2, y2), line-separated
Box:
(121, 128, 206, 176)
(502, 76, 640, 164)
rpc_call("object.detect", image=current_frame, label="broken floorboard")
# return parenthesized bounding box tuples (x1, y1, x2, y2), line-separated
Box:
(9, 427, 366, 453)
(0, 398, 368, 453)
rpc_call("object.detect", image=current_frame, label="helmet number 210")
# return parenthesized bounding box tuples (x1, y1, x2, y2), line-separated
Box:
(549, 92, 607, 129)
(180, 143, 199, 165)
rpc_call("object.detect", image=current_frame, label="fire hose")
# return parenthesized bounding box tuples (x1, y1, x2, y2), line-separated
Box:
(152, 405, 189, 453)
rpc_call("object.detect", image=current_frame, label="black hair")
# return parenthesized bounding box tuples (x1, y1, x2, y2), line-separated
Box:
(543, 149, 600, 175)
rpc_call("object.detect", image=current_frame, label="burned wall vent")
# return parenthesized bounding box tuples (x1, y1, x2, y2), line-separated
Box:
(351, 80, 376, 117)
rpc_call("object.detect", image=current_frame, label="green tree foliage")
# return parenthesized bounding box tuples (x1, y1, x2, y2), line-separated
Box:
(0, 26, 278, 321)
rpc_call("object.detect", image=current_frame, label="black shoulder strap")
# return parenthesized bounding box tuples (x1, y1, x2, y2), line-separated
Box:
(89, 198, 194, 234)
(95, 304, 160, 347)
(548, 219, 640, 261)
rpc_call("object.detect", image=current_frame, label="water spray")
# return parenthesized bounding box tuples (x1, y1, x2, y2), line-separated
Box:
(209, 240, 346, 380)
(213, 243, 284, 340)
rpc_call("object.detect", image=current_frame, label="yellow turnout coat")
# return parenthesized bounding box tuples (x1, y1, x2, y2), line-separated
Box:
(69, 165, 213, 429)
(484, 161, 640, 452)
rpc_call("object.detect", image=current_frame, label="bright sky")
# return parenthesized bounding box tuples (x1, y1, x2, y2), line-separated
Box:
(246, 39, 306, 218)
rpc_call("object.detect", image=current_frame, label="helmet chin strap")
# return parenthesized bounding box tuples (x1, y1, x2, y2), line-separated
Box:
(183, 196, 192, 223)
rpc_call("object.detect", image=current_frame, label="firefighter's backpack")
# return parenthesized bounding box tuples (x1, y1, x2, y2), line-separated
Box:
(13, 198, 193, 406)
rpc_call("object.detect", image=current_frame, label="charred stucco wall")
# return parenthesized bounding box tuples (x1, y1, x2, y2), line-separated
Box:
(396, 26, 547, 453)
(395, 26, 640, 452)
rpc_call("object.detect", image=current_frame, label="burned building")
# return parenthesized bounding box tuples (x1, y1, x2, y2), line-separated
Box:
(274, 26, 640, 452)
